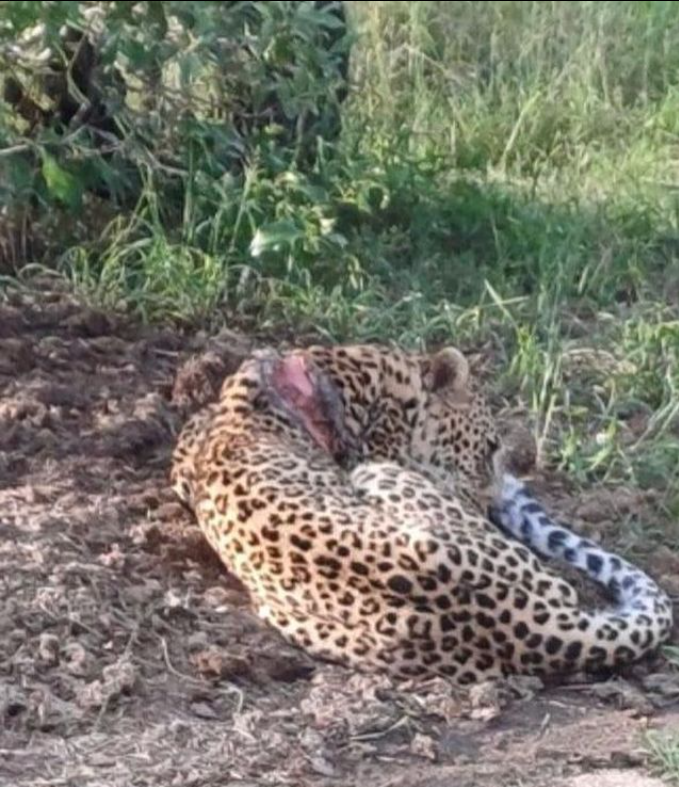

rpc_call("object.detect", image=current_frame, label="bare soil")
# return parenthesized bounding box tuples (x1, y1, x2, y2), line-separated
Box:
(1, 280, 678, 787)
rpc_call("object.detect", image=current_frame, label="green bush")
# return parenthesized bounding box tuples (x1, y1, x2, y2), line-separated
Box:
(1, 1, 678, 332)
(0, 1, 350, 252)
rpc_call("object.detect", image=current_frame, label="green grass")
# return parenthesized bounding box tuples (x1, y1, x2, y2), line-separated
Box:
(6, 1, 679, 520)
(646, 732, 679, 785)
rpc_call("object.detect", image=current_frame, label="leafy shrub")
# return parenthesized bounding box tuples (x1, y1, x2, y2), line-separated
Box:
(0, 0, 350, 265)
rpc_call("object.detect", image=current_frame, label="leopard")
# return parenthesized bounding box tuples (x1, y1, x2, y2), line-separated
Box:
(170, 343, 673, 684)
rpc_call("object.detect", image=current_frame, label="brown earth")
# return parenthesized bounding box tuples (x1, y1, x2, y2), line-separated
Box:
(1, 279, 678, 787)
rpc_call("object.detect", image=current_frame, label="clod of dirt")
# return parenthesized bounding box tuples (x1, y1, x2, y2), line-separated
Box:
(0, 304, 25, 337)
(500, 424, 538, 477)
(410, 733, 439, 761)
(27, 686, 81, 731)
(95, 393, 174, 459)
(32, 383, 88, 410)
(412, 677, 466, 724)
(642, 672, 679, 706)
(87, 335, 130, 356)
(172, 351, 228, 410)
(204, 328, 255, 365)
(301, 672, 398, 738)
(190, 646, 254, 681)
(0, 338, 34, 375)
(63, 308, 116, 338)
(468, 681, 504, 722)
(123, 578, 163, 606)
(171, 330, 253, 411)
(649, 546, 679, 598)
(588, 679, 655, 715)
(75, 659, 137, 710)
(574, 487, 641, 524)
(1, 681, 27, 720)
(190, 641, 315, 686)
(257, 651, 316, 683)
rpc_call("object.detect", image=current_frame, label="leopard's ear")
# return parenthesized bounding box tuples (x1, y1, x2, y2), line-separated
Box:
(422, 347, 470, 394)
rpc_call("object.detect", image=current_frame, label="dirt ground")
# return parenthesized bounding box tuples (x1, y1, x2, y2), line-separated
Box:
(1, 279, 678, 787)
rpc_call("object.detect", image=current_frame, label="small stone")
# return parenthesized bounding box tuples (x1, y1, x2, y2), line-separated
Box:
(63, 642, 93, 678)
(190, 701, 219, 720)
(410, 733, 438, 761)
(37, 633, 60, 667)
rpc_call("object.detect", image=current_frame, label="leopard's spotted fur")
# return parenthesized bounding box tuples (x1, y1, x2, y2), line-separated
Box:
(171, 345, 673, 683)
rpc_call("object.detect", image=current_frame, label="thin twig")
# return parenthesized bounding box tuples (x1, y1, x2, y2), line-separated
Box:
(159, 635, 245, 713)
(348, 715, 411, 742)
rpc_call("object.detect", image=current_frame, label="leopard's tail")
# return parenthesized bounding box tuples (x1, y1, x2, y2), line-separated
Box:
(492, 474, 673, 670)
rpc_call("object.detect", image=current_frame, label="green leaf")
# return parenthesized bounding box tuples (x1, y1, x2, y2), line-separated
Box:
(147, 2, 169, 37)
(3, 1, 44, 32)
(296, 4, 347, 32)
(109, 2, 137, 22)
(250, 220, 303, 257)
(41, 153, 82, 210)
(119, 38, 150, 69)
